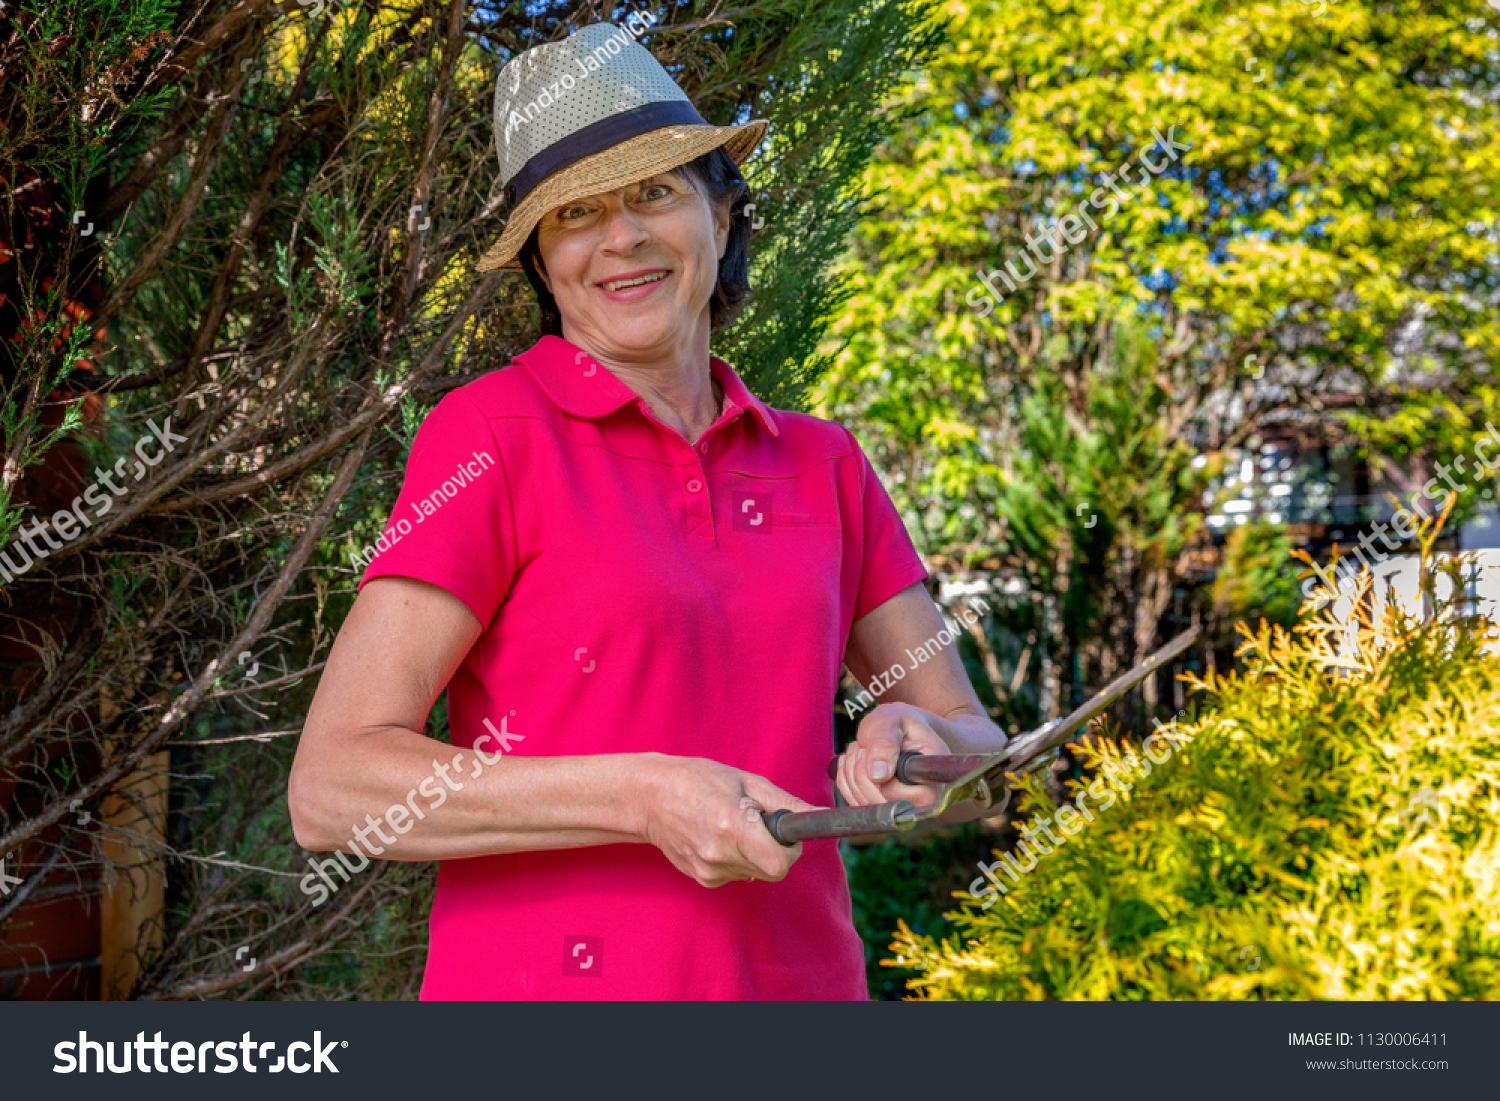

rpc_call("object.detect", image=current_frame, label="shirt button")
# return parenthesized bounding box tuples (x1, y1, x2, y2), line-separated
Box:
(686, 478, 704, 493)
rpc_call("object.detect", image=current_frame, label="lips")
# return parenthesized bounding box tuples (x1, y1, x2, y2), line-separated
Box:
(599, 269, 669, 292)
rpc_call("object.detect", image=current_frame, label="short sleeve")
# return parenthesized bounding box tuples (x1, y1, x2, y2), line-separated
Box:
(847, 428, 929, 621)
(357, 390, 517, 628)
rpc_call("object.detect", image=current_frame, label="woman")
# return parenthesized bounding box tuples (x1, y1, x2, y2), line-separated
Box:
(288, 20, 1009, 1000)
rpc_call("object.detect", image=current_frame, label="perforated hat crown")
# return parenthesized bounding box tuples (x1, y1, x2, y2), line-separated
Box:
(476, 19, 767, 273)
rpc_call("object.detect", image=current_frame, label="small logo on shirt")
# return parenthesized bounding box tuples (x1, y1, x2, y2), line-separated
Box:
(573, 646, 596, 673)
(563, 936, 603, 977)
(731, 490, 772, 534)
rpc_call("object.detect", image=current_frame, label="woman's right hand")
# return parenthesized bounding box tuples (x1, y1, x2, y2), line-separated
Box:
(639, 754, 814, 888)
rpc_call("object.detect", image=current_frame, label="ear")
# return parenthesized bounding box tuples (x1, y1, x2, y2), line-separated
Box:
(713, 194, 733, 259)
(528, 245, 552, 293)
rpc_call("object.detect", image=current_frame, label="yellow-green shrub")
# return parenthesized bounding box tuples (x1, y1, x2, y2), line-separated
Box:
(890, 541, 1500, 999)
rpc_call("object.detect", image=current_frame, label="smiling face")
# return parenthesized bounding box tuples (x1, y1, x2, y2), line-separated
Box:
(531, 169, 732, 362)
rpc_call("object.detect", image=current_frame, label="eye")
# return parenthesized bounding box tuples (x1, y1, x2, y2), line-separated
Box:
(555, 202, 593, 222)
(638, 183, 671, 202)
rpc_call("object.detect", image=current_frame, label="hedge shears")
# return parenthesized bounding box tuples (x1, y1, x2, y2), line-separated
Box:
(761, 626, 1200, 845)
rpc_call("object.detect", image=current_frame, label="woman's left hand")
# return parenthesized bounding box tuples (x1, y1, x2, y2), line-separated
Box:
(834, 702, 955, 808)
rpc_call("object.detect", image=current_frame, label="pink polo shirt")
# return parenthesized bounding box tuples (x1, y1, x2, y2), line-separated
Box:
(358, 334, 928, 1000)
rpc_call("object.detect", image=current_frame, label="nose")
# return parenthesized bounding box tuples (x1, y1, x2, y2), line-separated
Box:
(600, 201, 650, 256)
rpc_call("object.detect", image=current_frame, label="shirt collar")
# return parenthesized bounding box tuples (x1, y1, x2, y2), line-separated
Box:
(515, 335, 780, 438)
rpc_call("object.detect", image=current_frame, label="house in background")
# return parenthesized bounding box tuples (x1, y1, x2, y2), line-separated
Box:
(1200, 417, 1500, 624)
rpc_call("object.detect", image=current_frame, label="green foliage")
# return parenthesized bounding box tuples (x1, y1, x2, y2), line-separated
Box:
(709, 0, 945, 409)
(0, 0, 963, 999)
(0, 0, 178, 543)
(891, 541, 1500, 999)
(842, 824, 996, 998)
(1211, 522, 1302, 631)
(812, 0, 1500, 708)
(994, 320, 1209, 647)
(1, 0, 177, 183)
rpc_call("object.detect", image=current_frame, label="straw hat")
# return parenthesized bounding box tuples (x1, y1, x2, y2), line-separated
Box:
(477, 20, 768, 273)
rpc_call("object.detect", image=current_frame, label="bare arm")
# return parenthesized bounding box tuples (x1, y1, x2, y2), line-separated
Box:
(836, 582, 1008, 824)
(288, 575, 809, 886)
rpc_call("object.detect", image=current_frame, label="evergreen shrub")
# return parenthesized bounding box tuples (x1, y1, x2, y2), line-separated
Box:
(890, 528, 1500, 999)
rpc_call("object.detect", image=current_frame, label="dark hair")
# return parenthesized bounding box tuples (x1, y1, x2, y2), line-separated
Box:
(518, 146, 752, 336)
